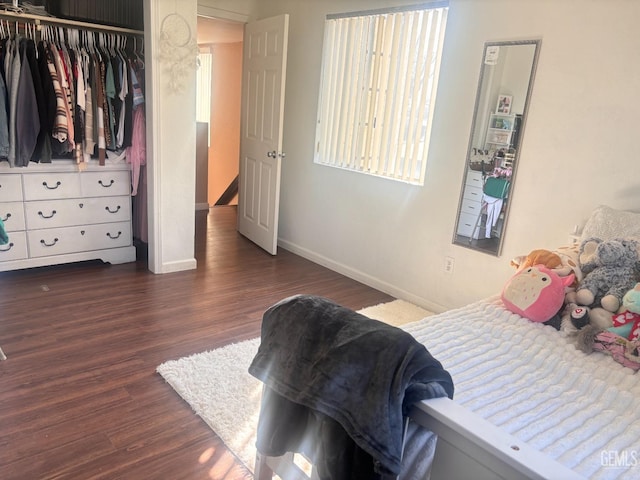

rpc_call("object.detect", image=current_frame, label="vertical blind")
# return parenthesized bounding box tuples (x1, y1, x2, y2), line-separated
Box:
(314, 4, 448, 184)
(196, 51, 213, 125)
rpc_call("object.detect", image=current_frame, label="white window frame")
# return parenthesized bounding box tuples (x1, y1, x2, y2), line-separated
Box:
(314, 2, 449, 185)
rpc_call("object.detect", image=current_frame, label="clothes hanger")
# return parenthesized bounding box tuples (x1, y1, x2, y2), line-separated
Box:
(89, 31, 96, 55)
(45, 24, 52, 44)
(136, 35, 144, 68)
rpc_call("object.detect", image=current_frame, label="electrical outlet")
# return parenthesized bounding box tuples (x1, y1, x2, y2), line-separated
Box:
(444, 256, 455, 274)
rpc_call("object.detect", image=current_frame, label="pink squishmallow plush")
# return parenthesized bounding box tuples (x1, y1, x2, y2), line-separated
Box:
(502, 265, 575, 323)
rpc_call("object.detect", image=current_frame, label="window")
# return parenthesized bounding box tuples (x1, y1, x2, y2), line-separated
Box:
(196, 49, 213, 126)
(314, 3, 448, 185)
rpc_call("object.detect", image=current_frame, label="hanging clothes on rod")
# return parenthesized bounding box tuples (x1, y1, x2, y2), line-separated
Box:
(0, 13, 145, 196)
(1, 18, 41, 167)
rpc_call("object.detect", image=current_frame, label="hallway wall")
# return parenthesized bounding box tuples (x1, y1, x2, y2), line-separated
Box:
(197, 18, 244, 206)
(209, 42, 242, 205)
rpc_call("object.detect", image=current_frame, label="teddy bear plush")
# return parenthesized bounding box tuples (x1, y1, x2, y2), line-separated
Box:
(574, 237, 640, 312)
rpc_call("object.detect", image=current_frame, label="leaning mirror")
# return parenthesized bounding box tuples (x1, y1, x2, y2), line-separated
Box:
(453, 40, 541, 256)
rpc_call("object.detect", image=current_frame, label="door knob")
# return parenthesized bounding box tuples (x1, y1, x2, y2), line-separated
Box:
(267, 151, 286, 158)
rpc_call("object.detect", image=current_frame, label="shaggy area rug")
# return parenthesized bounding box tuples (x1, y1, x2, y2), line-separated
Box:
(156, 299, 433, 472)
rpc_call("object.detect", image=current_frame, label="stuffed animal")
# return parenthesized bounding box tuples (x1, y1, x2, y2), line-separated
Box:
(575, 237, 640, 312)
(608, 283, 640, 340)
(561, 303, 614, 338)
(502, 265, 575, 323)
(510, 249, 562, 271)
(574, 283, 640, 353)
(511, 245, 582, 291)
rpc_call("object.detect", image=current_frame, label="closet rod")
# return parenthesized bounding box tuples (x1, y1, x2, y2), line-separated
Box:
(0, 8, 143, 36)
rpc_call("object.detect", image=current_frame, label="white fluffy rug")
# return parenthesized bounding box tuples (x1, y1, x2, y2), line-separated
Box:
(156, 299, 433, 472)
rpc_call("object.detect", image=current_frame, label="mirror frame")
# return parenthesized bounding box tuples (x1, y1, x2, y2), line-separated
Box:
(453, 39, 542, 256)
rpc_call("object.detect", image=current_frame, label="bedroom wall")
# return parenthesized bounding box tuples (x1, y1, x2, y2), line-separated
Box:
(248, 0, 640, 312)
(144, 0, 198, 274)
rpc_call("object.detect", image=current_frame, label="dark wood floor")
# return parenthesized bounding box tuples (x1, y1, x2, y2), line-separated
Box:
(0, 206, 392, 479)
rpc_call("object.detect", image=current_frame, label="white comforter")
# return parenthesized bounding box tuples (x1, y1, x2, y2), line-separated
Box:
(403, 296, 639, 480)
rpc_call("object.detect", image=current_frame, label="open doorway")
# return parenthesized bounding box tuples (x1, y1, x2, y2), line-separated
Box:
(196, 16, 244, 209)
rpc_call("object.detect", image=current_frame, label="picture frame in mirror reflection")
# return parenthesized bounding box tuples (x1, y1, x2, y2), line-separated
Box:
(453, 39, 542, 257)
(496, 94, 512, 114)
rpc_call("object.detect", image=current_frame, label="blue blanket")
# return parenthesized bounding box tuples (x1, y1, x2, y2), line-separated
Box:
(0, 217, 8, 245)
(248, 294, 453, 477)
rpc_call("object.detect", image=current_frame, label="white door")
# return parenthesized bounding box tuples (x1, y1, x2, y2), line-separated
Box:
(237, 14, 289, 255)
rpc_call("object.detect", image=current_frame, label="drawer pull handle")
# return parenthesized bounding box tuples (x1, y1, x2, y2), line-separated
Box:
(43, 181, 62, 190)
(107, 231, 122, 240)
(2, 213, 11, 222)
(38, 210, 57, 219)
(40, 238, 59, 247)
(99, 179, 115, 188)
(105, 205, 121, 214)
(79, 203, 84, 208)
(0, 242, 14, 252)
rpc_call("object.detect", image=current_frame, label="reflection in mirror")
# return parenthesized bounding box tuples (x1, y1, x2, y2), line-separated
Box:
(453, 40, 541, 256)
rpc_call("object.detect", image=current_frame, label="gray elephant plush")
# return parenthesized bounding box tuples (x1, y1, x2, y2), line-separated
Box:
(575, 237, 640, 312)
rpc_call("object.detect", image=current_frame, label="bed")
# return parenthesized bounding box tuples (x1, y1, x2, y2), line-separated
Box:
(405, 297, 638, 479)
(255, 205, 640, 480)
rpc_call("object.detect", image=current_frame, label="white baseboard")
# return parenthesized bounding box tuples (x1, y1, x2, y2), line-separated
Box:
(156, 258, 198, 274)
(278, 239, 448, 314)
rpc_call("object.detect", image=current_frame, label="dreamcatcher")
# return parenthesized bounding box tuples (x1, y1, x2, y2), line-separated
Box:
(157, 10, 199, 93)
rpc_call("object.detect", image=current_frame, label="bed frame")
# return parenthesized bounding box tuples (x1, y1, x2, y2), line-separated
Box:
(255, 396, 584, 480)
(410, 397, 582, 479)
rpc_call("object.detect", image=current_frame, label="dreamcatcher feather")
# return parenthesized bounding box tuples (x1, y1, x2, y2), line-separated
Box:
(158, 12, 199, 93)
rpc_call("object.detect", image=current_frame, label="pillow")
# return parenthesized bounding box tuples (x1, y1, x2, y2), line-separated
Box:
(580, 205, 640, 242)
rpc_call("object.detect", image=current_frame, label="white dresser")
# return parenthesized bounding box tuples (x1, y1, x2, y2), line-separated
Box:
(456, 169, 484, 239)
(0, 162, 136, 272)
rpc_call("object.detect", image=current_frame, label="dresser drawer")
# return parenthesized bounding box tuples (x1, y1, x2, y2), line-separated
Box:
(459, 197, 483, 216)
(0, 231, 28, 261)
(80, 221, 132, 250)
(25, 196, 131, 230)
(0, 174, 23, 201)
(27, 222, 132, 258)
(465, 170, 484, 188)
(462, 185, 483, 202)
(80, 171, 131, 197)
(22, 173, 82, 200)
(457, 212, 481, 239)
(0, 202, 26, 231)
